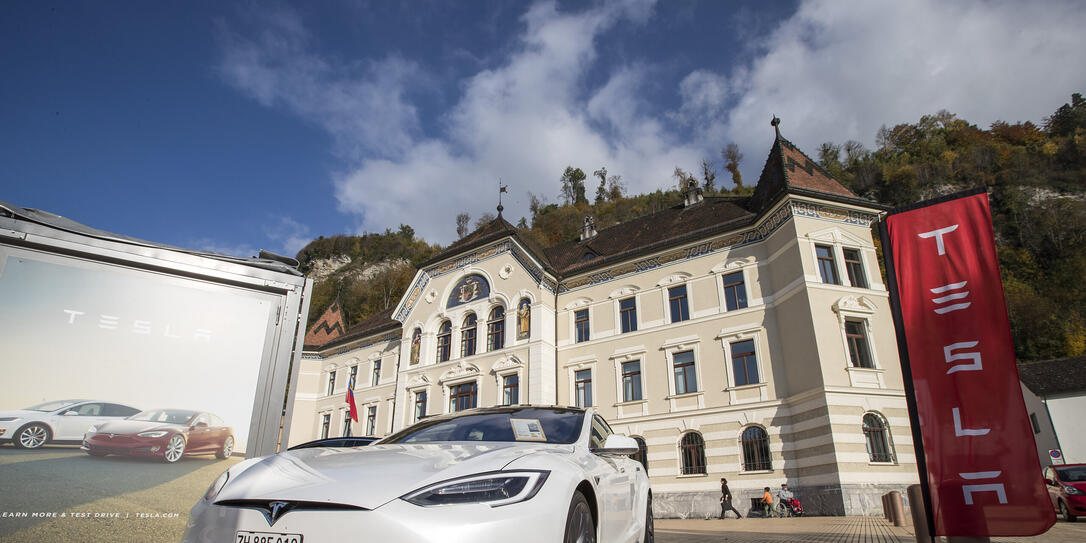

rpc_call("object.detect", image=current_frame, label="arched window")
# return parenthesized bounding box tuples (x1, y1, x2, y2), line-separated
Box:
(741, 426, 771, 471)
(461, 314, 477, 357)
(863, 413, 894, 462)
(632, 436, 649, 474)
(680, 432, 706, 475)
(436, 320, 452, 363)
(487, 306, 505, 351)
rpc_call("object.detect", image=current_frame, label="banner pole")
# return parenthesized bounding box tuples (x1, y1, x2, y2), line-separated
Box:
(879, 217, 937, 542)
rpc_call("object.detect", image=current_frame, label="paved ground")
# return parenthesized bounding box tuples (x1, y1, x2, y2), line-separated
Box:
(656, 516, 1086, 543)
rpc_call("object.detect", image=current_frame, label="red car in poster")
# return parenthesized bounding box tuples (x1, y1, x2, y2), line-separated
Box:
(82, 409, 234, 463)
(1045, 464, 1086, 522)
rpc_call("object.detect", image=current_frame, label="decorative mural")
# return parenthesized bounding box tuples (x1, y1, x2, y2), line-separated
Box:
(517, 298, 531, 340)
(410, 328, 421, 365)
(447, 274, 490, 308)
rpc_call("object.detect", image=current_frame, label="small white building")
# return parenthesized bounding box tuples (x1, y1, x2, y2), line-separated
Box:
(1019, 356, 1086, 465)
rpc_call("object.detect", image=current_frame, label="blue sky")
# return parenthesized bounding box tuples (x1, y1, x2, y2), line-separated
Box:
(3, 1, 1085, 257)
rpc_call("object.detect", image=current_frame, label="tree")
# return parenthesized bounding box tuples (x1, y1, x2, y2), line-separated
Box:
(701, 159, 717, 193)
(672, 166, 697, 189)
(722, 143, 743, 188)
(593, 167, 609, 205)
(559, 166, 587, 205)
(456, 213, 470, 239)
(607, 174, 625, 201)
(474, 212, 496, 230)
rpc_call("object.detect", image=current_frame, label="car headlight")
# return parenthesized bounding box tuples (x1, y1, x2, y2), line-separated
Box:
(204, 470, 230, 502)
(1066, 485, 1084, 495)
(138, 431, 169, 438)
(402, 470, 549, 507)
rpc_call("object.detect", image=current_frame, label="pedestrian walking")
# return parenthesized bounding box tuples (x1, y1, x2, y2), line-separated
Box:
(719, 477, 742, 519)
(761, 486, 775, 518)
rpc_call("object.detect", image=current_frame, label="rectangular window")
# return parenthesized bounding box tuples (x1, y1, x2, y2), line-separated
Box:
(845, 320, 874, 368)
(349, 365, 358, 388)
(449, 382, 477, 412)
(574, 369, 593, 407)
(620, 298, 638, 333)
(341, 409, 350, 437)
(320, 413, 330, 439)
(414, 391, 427, 423)
(372, 360, 381, 386)
(366, 406, 377, 436)
(722, 271, 748, 311)
(668, 285, 690, 322)
(326, 370, 336, 396)
(816, 245, 840, 284)
(843, 248, 868, 288)
(574, 309, 590, 342)
(461, 324, 476, 357)
(621, 360, 642, 402)
(730, 339, 759, 386)
(673, 351, 697, 395)
(503, 374, 519, 405)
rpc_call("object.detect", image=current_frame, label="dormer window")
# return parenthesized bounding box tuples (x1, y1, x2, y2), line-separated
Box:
(582, 251, 597, 261)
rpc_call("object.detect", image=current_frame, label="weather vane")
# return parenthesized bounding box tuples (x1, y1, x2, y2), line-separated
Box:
(497, 178, 507, 216)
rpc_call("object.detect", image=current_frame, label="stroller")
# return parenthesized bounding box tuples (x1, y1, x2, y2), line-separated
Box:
(777, 496, 804, 517)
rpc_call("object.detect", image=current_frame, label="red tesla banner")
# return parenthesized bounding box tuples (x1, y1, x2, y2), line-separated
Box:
(882, 190, 1054, 537)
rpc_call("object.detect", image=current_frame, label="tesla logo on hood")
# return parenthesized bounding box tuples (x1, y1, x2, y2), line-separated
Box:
(260, 501, 293, 526)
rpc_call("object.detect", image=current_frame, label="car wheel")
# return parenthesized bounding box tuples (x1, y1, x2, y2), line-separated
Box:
(216, 436, 234, 459)
(163, 434, 186, 463)
(1060, 500, 1078, 522)
(643, 493, 654, 543)
(563, 491, 595, 543)
(14, 423, 50, 449)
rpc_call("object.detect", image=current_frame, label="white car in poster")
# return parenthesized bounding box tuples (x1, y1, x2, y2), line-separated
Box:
(185, 406, 653, 543)
(0, 399, 142, 449)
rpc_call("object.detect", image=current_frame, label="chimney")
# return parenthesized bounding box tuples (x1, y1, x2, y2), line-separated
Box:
(580, 215, 597, 241)
(682, 178, 704, 207)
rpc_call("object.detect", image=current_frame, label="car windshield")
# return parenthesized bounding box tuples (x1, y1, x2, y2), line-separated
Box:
(382, 407, 585, 445)
(129, 409, 198, 425)
(1056, 466, 1086, 482)
(25, 400, 82, 412)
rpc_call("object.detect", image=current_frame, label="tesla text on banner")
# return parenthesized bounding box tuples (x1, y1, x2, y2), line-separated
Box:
(883, 191, 1054, 536)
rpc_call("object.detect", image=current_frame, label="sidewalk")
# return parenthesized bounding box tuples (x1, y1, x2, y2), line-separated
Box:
(655, 516, 1086, 542)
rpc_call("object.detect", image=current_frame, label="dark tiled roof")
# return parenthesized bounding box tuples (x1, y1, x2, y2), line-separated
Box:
(544, 197, 755, 275)
(749, 133, 877, 212)
(303, 300, 345, 348)
(420, 215, 555, 273)
(316, 307, 401, 351)
(1019, 356, 1086, 397)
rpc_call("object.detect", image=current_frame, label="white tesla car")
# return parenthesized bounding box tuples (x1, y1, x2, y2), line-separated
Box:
(183, 406, 653, 543)
(0, 399, 141, 449)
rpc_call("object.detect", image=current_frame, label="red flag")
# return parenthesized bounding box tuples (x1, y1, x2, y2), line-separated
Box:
(882, 190, 1054, 537)
(346, 374, 358, 423)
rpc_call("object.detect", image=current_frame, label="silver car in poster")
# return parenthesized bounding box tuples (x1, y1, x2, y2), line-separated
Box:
(0, 399, 141, 449)
(184, 406, 653, 543)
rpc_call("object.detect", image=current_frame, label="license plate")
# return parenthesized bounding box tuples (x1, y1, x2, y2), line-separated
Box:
(234, 531, 303, 543)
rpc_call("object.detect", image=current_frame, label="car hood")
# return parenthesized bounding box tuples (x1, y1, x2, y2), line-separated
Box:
(0, 410, 42, 420)
(94, 420, 185, 434)
(215, 442, 574, 510)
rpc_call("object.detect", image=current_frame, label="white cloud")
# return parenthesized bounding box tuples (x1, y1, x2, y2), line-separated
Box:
(709, 0, 1086, 183)
(264, 216, 312, 257)
(220, 0, 1086, 247)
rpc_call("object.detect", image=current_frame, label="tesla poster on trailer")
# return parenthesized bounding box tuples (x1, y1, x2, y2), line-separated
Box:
(0, 252, 275, 455)
(881, 189, 1055, 537)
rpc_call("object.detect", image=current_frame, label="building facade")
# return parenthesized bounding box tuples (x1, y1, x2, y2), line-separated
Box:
(290, 131, 919, 517)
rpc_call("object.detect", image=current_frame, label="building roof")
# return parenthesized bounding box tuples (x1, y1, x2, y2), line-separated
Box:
(419, 215, 556, 274)
(544, 196, 755, 275)
(316, 307, 401, 351)
(1019, 356, 1086, 397)
(303, 300, 347, 349)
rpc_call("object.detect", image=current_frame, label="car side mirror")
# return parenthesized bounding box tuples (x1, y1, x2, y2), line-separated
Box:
(193, 421, 208, 428)
(1045, 478, 1055, 486)
(62, 411, 79, 416)
(592, 434, 639, 456)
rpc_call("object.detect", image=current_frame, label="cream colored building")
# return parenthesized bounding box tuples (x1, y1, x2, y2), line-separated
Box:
(291, 131, 918, 517)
